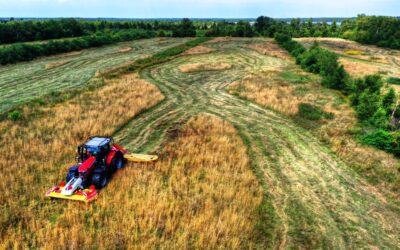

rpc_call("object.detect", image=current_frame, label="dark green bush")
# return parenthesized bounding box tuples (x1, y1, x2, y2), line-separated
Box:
(355, 90, 381, 121)
(360, 129, 393, 151)
(382, 88, 396, 114)
(274, 33, 291, 43)
(8, 110, 23, 121)
(387, 77, 400, 85)
(297, 103, 334, 120)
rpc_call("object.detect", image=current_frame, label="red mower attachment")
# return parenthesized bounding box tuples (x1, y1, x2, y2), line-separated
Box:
(45, 136, 157, 203)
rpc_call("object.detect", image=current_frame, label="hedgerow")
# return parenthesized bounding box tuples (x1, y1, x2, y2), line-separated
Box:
(275, 33, 400, 156)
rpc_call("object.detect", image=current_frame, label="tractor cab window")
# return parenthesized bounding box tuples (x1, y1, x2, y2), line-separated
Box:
(86, 146, 100, 155)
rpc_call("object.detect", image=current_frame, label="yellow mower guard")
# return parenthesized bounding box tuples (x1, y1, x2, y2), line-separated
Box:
(124, 153, 158, 163)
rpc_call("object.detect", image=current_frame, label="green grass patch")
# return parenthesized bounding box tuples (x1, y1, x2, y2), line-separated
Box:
(297, 103, 334, 121)
(279, 71, 310, 84)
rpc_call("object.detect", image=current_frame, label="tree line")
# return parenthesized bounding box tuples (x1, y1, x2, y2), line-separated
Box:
(0, 18, 180, 44)
(341, 15, 400, 49)
(204, 15, 400, 49)
(0, 18, 200, 65)
(275, 33, 400, 155)
(1, 15, 399, 49)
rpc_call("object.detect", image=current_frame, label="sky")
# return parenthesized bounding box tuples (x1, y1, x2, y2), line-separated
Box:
(0, 0, 399, 18)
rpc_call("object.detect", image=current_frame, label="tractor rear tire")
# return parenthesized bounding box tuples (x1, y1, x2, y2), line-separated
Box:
(91, 173, 108, 189)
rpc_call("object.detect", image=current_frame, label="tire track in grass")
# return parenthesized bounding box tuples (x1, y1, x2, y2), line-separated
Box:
(115, 38, 400, 249)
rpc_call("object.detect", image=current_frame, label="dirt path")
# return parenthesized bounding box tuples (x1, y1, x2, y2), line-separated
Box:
(114, 38, 400, 249)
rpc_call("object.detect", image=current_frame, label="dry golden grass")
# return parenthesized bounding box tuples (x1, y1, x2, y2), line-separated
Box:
(245, 41, 292, 61)
(338, 58, 382, 77)
(0, 63, 262, 248)
(228, 70, 325, 115)
(180, 62, 232, 73)
(118, 47, 133, 53)
(0, 73, 164, 248)
(45, 61, 69, 69)
(0, 110, 263, 248)
(208, 37, 232, 43)
(183, 45, 215, 55)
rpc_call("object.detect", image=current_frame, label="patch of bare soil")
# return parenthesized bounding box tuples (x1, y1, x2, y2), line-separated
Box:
(183, 45, 215, 55)
(180, 62, 232, 73)
(208, 37, 232, 43)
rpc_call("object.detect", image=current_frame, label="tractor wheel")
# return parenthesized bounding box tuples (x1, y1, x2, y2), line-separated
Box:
(91, 173, 108, 189)
(111, 153, 124, 171)
(66, 171, 76, 183)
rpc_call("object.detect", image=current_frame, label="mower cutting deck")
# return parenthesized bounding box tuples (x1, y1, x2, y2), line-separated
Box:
(45, 136, 157, 203)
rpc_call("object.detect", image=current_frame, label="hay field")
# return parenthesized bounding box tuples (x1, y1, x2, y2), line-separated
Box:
(0, 37, 190, 113)
(114, 38, 400, 248)
(1, 37, 400, 249)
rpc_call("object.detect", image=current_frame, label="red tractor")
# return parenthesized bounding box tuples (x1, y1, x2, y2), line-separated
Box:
(46, 136, 157, 202)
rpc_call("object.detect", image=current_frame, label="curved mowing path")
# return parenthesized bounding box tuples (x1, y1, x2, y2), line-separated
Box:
(0, 38, 190, 113)
(115, 38, 400, 249)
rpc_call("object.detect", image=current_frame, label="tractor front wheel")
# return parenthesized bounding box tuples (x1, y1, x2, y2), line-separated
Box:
(91, 173, 108, 189)
(111, 154, 124, 171)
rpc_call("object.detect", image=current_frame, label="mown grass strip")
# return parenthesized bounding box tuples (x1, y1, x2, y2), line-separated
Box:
(1, 37, 211, 123)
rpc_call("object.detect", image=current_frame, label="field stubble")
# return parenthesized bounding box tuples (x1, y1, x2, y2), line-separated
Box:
(0, 38, 263, 249)
(114, 38, 400, 249)
(0, 73, 164, 248)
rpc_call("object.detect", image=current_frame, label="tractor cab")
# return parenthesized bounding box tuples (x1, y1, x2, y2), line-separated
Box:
(77, 136, 113, 163)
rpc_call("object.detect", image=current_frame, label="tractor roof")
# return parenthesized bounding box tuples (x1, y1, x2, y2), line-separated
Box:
(84, 137, 111, 147)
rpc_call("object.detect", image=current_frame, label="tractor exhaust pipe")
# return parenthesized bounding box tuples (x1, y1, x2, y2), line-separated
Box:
(61, 177, 83, 196)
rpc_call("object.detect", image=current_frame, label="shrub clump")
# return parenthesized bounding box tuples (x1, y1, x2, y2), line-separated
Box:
(297, 103, 333, 120)
(360, 129, 393, 151)
(8, 110, 23, 121)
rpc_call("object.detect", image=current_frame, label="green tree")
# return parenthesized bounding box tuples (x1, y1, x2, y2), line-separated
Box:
(356, 90, 381, 121)
(254, 16, 275, 36)
(382, 88, 396, 114)
(173, 18, 196, 37)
